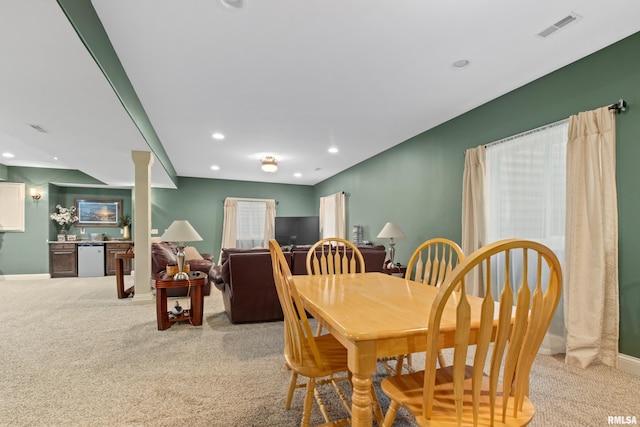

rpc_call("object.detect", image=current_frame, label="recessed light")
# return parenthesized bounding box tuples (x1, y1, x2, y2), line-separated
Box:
(294, 173, 302, 178)
(452, 59, 470, 68)
(328, 147, 338, 154)
(212, 133, 225, 140)
(220, 0, 244, 9)
(210, 165, 220, 171)
(2, 152, 15, 158)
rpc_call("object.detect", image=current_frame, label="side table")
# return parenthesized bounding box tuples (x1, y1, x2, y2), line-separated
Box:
(381, 266, 407, 277)
(115, 252, 135, 298)
(153, 271, 206, 330)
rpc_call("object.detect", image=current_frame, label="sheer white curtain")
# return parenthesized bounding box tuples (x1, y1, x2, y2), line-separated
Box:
(319, 192, 345, 239)
(485, 120, 568, 354)
(219, 198, 276, 260)
(565, 107, 618, 368)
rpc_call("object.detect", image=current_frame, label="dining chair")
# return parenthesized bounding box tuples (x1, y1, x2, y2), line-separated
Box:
(269, 240, 382, 426)
(380, 239, 562, 427)
(305, 237, 365, 275)
(405, 237, 464, 287)
(399, 238, 465, 371)
(306, 237, 365, 336)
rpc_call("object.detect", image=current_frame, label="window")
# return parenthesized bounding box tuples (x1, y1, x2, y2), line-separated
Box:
(220, 198, 276, 255)
(486, 120, 568, 353)
(236, 200, 267, 248)
(487, 120, 568, 251)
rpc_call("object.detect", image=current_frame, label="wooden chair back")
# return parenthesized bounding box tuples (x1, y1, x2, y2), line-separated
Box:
(269, 240, 325, 372)
(405, 238, 464, 286)
(422, 238, 562, 425)
(306, 237, 365, 275)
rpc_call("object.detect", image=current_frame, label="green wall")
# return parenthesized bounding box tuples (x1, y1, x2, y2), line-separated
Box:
(314, 32, 640, 357)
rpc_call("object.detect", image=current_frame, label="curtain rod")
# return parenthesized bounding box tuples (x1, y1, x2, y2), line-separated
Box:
(483, 118, 569, 150)
(465, 98, 628, 154)
(608, 99, 627, 114)
(222, 197, 278, 204)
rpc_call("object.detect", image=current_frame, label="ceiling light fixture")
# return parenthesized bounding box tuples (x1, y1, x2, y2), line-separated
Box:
(210, 165, 220, 171)
(212, 133, 225, 140)
(2, 152, 15, 158)
(261, 156, 278, 173)
(328, 147, 339, 154)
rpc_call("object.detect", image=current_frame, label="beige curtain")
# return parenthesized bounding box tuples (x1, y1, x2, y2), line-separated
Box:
(565, 107, 619, 368)
(319, 192, 346, 239)
(219, 198, 238, 264)
(461, 146, 488, 296)
(264, 199, 276, 243)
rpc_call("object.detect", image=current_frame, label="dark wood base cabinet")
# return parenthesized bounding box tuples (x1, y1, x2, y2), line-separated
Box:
(49, 243, 78, 278)
(49, 241, 133, 278)
(105, 243, 133, 276)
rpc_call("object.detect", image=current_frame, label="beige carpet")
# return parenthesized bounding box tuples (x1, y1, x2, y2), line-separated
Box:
(0, 276, 638, 426)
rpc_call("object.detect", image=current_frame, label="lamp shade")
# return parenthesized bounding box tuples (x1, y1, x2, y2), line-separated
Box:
(377, 222, 406, 239)
(161, 220, 203, 243)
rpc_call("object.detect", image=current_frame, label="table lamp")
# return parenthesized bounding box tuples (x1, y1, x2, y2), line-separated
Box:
(161, 220, 203, 280)
(377, 222, 405, 266)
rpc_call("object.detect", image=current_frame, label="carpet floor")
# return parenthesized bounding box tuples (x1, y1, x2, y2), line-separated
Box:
(0, 276, 638, 426)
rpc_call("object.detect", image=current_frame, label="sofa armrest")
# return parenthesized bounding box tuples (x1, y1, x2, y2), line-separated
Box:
(211, 265, 225, 291)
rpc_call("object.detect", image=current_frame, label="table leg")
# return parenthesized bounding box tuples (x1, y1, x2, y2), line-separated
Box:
(116, 255, 134, 298)
(348, 341, 377, 426)
(156, 288, 169, 330)
(190, 284, 203, 326)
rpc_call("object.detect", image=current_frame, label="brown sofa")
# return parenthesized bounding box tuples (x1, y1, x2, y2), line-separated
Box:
(151, 241, 216, 297)
(212, 244, 386, 323)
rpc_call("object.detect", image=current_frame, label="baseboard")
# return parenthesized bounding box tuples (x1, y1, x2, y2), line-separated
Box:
(538, 332, 566, 355)
(0, 273, 51, 281)
(618, 353, 640, 376)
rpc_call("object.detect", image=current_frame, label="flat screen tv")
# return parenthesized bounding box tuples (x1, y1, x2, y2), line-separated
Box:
(275, 216, 320, 246)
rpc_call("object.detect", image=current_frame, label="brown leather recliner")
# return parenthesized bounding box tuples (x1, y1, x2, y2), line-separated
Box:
(151, 241, 215, 297)
(212, 245, 386, 324)
(212, 248, 291, 323)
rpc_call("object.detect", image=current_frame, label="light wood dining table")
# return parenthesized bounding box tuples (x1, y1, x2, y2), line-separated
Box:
(294, 272, 488, 427)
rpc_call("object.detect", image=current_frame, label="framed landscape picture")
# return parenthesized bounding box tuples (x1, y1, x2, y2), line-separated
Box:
(75, 198, 122, 227)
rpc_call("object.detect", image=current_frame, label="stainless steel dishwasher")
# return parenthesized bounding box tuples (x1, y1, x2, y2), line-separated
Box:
(77, 244, 105, 277)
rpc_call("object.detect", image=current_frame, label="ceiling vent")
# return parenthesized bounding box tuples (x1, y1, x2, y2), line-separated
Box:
(28, 124, 49, 133)
(537, 12, 582, 38)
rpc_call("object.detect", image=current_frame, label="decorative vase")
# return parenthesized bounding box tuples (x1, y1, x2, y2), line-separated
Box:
(123, 225, 130, 240)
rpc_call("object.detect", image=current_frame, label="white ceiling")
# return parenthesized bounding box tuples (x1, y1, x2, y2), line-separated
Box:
(1, 1, 639, 188)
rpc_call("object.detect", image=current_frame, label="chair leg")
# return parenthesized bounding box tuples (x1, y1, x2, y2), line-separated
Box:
(394, 355, 404, 376)
(286, 371, 299, 409)
(314, 384, 332, 424)
(302, 378, 316, 427)
(382, 400, 400, 427)
(370, 385, 384, 425)
(437, 349, 446, 367)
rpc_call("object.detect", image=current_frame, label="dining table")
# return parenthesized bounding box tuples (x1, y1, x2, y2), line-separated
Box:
(293, 271, 489, 427)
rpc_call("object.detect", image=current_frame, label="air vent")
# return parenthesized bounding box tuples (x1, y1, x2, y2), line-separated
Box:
(537, 12, 582, 38)
(28, 124, 49, 133)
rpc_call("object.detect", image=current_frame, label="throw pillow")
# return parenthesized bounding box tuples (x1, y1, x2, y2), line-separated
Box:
(184, 246, 204, 260)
